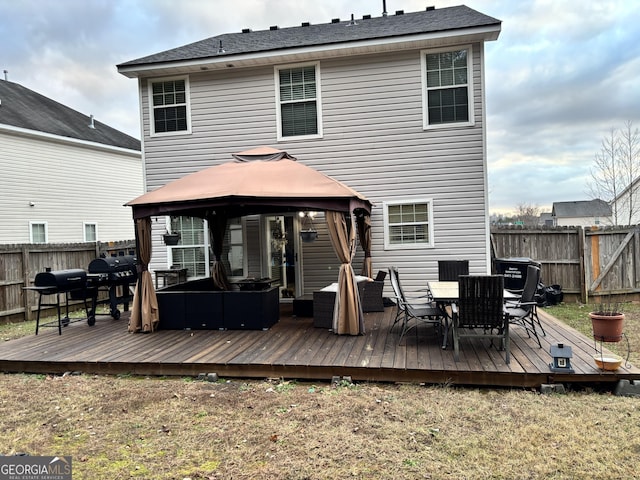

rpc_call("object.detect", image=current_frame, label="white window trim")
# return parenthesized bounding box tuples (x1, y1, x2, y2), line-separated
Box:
(83, 222, 98, 242)
(29, 221, 48, 244)
(227, 217, 248, 282)
(383, 199, 435, 250)
(166, 216, 209, 277)
(148, 75, 192, 137)
(274, 62, 323, 141)
(421, 45, 474, 130)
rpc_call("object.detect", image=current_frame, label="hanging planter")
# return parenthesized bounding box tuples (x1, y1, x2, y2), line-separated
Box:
(589, 311, 625, 343)
(163, 232, 181, 246)
(300, 230, 318, 243)
(299, 211, 318, 243)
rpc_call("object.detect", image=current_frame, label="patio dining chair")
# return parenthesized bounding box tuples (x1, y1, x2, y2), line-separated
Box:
(388, 267, 445, 343)
(452, 275, 510, 364)
(438, 260, 470, 281)
(504, 264, 545, 347)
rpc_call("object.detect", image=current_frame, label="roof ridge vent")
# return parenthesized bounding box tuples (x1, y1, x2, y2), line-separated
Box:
(331, 18, 340, 24)
(242, 28, 252, 33)
(395, 10, 404, 15)
(362, 14, 371, 20)
(426, 6, 435, 11)
(302, 21, 310, 27)
(269, 25, 279, 30)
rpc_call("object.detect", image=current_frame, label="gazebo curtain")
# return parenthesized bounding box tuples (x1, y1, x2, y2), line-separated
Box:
(129, 217, 159, 333)
(326, 211, 364, 335)
(206, 212, 231, 290)
(356, 212, 373, 278)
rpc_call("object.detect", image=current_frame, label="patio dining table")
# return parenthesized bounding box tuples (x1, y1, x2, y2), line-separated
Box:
(427, 280, 518, 348)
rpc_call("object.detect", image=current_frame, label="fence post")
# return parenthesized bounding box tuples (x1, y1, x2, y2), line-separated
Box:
(21, 244, 32, 321)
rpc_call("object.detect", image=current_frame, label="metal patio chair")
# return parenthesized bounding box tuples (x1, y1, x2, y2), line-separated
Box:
(504, 264, 545, 347)
(438, 260, 470, 281)
(388, 267, 445, 343)
(452, 275, 510, 364)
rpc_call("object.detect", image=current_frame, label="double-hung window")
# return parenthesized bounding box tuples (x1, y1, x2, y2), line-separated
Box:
(422, 46, 473, 128)
(149, 76, 191, 135)
(30, 222, 47, 243)
(84, 222, 97, 242)
(276, 63, 322, 139)
(383, 200, 434, 249)
(168, 216, 206, 277)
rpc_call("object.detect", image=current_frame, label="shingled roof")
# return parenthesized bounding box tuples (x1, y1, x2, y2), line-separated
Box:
(552, 199, 612, 218)
(118, 5, 500, 72)
(0, 80, 140, 151)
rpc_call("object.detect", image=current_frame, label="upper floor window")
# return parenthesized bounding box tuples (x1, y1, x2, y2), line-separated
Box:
(149, 77, 191, 136)
(276, 64, 322, 139)
(84, 222, 97, 242)
(30, 222, 47, 243)
(422, 47, 473, 128)
(383, 200, 434, 249)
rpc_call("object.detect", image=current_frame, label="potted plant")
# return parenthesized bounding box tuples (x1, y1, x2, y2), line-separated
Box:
(589, 298, 625, 343)
(162, 231, 181, 246)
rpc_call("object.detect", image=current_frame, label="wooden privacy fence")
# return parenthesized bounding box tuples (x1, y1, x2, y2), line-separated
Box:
(0, 241, 135, 323)
(491, 226, 640, 303)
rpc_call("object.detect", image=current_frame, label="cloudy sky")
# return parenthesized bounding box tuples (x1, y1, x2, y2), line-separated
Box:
(2, 0, 639, 214)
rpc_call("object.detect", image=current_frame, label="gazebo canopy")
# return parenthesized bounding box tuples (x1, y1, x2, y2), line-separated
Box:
(126, 147, 371, 219)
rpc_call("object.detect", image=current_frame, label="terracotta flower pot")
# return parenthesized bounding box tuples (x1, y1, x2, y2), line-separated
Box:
(589, 311, 625, 342)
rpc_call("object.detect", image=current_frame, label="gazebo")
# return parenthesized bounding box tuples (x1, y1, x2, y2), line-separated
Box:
(125, 147, 373, 336)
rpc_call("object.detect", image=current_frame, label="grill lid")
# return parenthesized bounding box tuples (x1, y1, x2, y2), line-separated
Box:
(34, 269, 87, 292)
(88, 255, 137, 274)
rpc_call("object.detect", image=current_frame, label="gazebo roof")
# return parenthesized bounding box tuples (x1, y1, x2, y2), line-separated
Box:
(126, 147, 371, 219)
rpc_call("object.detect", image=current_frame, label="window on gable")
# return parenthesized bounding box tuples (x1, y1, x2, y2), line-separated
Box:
(150, 77, 190, 135)
(30, 222, 47, 243)
(276, 64, 321, 139)
(423, 47, 472, 127)
(383, 200, 434, 249)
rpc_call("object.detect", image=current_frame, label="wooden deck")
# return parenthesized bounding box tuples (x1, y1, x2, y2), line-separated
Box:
(1, 305, 638, 387)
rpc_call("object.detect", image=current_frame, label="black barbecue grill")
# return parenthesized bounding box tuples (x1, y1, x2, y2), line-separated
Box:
(28, 268, 92, 334)
(87, 255, 137, 321)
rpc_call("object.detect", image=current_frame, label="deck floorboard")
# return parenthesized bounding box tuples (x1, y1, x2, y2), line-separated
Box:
(0, 307, 638, 387)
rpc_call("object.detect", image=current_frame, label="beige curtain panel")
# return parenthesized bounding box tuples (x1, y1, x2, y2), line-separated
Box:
(129, 217, 159, 333)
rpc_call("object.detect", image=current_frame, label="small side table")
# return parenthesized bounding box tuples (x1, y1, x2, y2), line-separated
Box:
(155, 268, 188, 289)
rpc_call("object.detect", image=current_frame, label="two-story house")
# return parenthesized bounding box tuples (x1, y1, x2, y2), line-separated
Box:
(117, 5, 501, 297)
(0, 79, 142, 244)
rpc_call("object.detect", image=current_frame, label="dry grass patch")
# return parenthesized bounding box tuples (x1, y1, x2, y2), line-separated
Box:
(1, 374, 640, 479)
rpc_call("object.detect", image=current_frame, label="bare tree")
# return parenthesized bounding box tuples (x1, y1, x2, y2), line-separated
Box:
(588, 121, 640, 225)
(515, 202, 540, 226)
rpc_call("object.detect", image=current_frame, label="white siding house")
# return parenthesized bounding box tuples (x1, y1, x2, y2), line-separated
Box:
(0, 80, 142, 244)
(117, 5, 501, 295)
(551, 199, 613, 227)
(612, 176, 640, 225)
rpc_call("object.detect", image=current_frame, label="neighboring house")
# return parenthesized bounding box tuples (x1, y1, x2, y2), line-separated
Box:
(539, 212, 553, 227)
(0, 79, 142, 244)
(117, 5, 501, 295)
(611, 175, 640, 226)
(551, 199, 613, 227)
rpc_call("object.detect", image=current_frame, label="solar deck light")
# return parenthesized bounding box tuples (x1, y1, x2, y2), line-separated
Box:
(549, 343, 574, 374)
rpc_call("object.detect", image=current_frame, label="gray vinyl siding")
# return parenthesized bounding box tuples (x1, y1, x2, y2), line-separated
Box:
(0, 130, 142, 244)
(140, 42, 489, 295)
